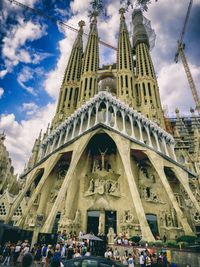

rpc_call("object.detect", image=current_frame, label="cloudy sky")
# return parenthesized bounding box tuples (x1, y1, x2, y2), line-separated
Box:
(0, 0, 200, 175)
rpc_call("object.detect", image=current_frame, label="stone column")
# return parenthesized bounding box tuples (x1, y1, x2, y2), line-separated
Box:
(114, 135, 155, 242)
(57, 130, 64, 148)
(41, 134, 91, 233)
(122, 111, 126, 134)
(4, 168, 39, 223)
(162, 138, 169, 157)
(129, 115, 135, 139)
(94, 103, 99, 125)
(79, 114, 84, 134)
(105, 101, 109, 125)
(138, 121, 144, 143)
(113, 106, 118, 130)
(146, 151, 195, 235)
(145, 126, 153, 148)
(153, 132, 161, 152)
(16, 153, 61, 227)
(86, 109, 92, 130)
(64, 126, 70, 143)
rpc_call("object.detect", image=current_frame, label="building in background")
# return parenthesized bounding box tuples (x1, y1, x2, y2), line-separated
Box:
(0, 8, 200, 244)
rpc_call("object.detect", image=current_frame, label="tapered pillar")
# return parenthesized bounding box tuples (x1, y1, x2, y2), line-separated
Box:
(41, 134, 91, 233)
(114, 135, 155, 242)
(16, 153, 61, 227)
(4, 168, 39, 223)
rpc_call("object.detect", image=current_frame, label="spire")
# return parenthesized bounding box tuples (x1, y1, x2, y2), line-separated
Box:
(132, 9, 165, 128)
(26, 129, 42, 170)
(51, 21, 85, 128)
(132, 9, 149, 49)
(117, 8, 135, 107)
(78, 12, 99, 105)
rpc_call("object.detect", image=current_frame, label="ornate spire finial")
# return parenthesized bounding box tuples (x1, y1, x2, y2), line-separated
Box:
(78, 20, 85, 31)
(119, 7, 126, 19)
(91, 10, 98, 22)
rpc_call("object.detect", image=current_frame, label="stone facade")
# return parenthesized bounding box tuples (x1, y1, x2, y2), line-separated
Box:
(0, 8, 200, 244)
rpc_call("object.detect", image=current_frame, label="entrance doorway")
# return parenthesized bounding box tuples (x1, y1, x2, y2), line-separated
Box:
(146, 214, 159, 237)
(105, 211, 116, 234)
(87, 211, 100, 235)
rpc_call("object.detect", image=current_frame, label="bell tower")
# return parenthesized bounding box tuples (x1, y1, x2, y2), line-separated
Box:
(78, 12, 99, 106)
(117, 8, 136, 107)
(133, 9, 165, 128)
(52, 21, 85, 128)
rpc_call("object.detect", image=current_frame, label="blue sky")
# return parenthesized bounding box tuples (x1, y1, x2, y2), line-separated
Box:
(0, 0, 200, 174)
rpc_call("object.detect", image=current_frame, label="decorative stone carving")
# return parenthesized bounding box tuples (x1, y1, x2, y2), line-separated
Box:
(36, 214, 44, 227)
(85, 177, 120, 197)
(180, 187, 194, 208)
(140, 186, 163, 203)
(25, 214, 36, 227)
(119, 210, 140, 235)
(160, 209, 179, 229)
(49, 179, 63, 203)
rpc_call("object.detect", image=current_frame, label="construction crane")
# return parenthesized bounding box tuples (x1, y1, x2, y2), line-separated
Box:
(174, 0, 200, 114)
(5, 0, 117, 51)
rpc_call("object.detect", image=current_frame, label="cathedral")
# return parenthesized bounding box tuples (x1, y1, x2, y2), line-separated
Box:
(0, 8, 200, 244)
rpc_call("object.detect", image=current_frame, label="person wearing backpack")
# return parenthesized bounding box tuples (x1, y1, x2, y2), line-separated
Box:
(127, 253, 135, 267)
(51, 245, 61, 267)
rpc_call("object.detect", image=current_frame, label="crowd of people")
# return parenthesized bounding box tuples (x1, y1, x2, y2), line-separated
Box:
(0, 231, 173, 267)
(105, 247, 171, 267)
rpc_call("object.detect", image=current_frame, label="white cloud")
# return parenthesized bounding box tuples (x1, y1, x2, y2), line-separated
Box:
(0, 88, 4, 99)
(0, 102, 56, 174)
(21, 102, 39, 116)
(2, 17, 47, 74)
(0, 69, 8, 79)
(17, 66, 44, 95)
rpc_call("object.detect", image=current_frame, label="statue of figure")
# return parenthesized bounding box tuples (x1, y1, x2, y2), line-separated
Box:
(99, 148, 108, 170)
(185, 197, 193, 208)
(97, 179, 105, 195)
(94, 179, 99, 193)
(109, 181, 120, 195)
(93, 159, 100, 172)
(88, 179, 94, 193)
(167, 214, 173, 227)
(124, 210, 134, 224)
(74, 209, 81, 225)
(98, 213, 104, 234)
(107, 227, 114, 245)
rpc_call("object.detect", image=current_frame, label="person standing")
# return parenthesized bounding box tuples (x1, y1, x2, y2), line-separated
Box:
(139, 251, 145, 267)
(13, 241, 21, 266)
(2, 243, 11, 266)
(162, 252, 168, 267)
(45, 245, 53, 267)
(145, 253, 152, 267)
(127, 253, 134, 267)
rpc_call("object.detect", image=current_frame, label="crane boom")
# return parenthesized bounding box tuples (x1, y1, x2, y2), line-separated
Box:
(179, 0, 193, 45)
(178, 44, 200, 113)
(5, 0, 117, 51)
(174, 0, 200, 114)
